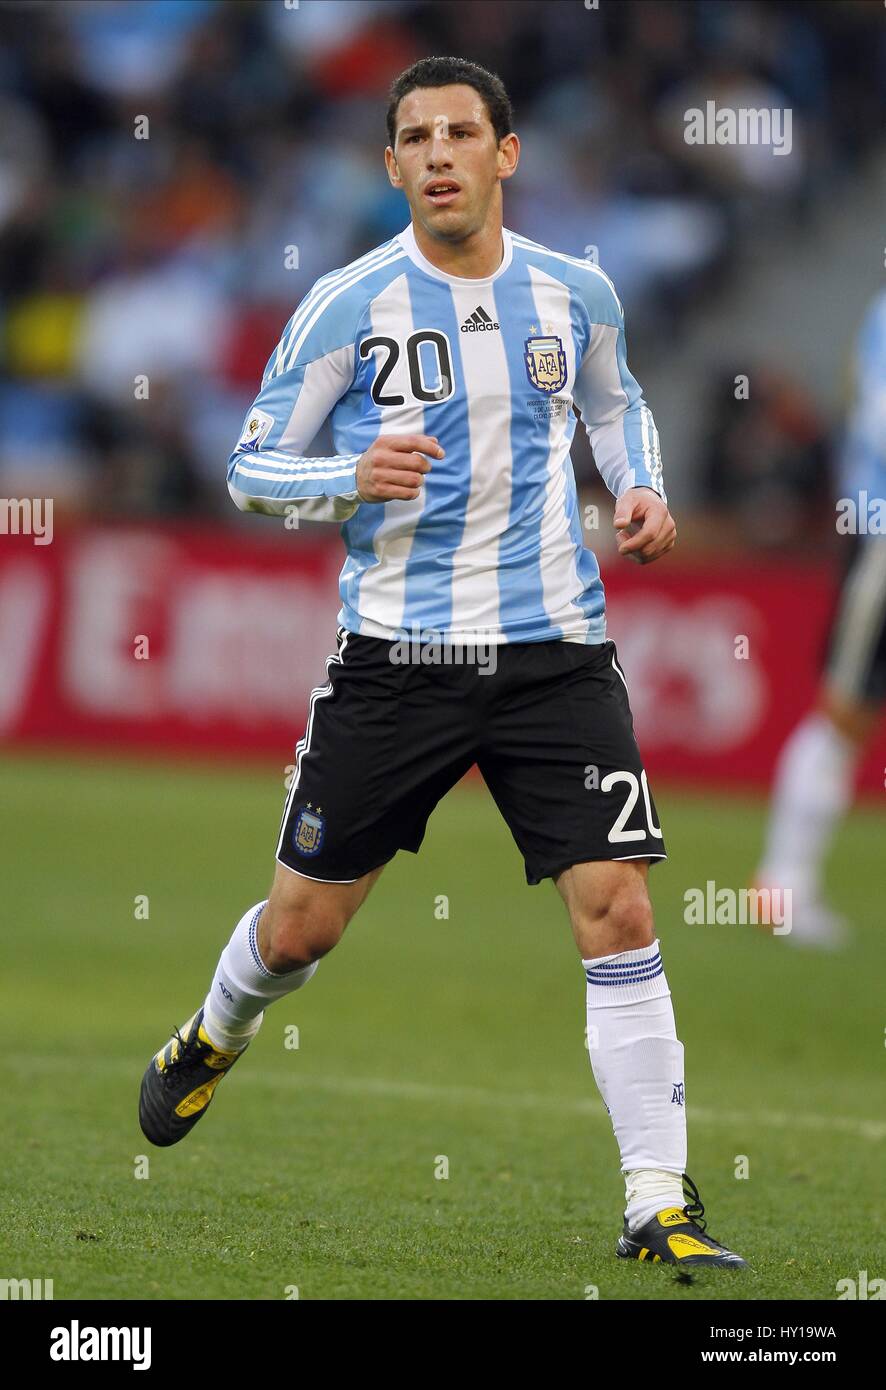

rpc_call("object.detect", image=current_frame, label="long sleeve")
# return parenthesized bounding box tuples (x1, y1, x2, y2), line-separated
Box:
(572, 275, 666, 504)
(227, 314, 363, 523)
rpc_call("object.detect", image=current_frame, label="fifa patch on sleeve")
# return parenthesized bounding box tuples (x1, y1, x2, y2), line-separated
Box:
(238, 407, 274, 451)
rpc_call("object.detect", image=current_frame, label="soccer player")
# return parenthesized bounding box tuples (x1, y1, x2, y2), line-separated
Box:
(755, 289, 886, 947)
(140, 57, 746, 1270)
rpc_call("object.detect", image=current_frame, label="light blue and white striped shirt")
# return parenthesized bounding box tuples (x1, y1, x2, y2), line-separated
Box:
(227, 222, 665, 643)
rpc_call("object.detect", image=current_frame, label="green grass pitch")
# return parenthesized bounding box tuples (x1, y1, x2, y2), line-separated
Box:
(2, 751, 883, 1301)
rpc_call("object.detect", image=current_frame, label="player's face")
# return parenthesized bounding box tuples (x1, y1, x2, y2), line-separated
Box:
(386, 84, 516, 241)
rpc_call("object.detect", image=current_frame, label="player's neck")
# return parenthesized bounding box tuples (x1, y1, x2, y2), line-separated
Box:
(410, 218, 504, 280)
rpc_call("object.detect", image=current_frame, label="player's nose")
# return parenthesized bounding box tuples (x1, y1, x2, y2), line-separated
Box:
(426, 142, 454, 167)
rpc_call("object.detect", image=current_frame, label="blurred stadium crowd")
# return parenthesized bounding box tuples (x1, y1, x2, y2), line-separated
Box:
(0, 0, 883, 530)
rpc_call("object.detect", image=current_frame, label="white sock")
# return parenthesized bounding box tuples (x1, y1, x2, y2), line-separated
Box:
(202, 901, 318, 1052)
(623, 1168, 686, 1231)
(582, 939, 686, 1232)
(758, 713, 856, 899)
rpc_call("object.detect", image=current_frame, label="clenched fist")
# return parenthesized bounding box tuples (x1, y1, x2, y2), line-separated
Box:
(356, 434, 444, 503)
(613, 486, 676, 564)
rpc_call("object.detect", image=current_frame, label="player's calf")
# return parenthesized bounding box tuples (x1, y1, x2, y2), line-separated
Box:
(259, 894, 349, 972)
(137, 867, 383, 1147)
(259, 861, 383, 971)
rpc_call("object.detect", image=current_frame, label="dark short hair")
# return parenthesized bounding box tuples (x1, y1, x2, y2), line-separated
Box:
(386, 56, 514, 148)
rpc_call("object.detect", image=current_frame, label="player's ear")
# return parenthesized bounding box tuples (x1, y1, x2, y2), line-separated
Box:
(496, 132, 519, 182)
(384, 146, 403, 188)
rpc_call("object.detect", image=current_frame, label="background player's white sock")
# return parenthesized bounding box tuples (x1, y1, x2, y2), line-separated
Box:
(202, 901, 318, 1052)
(758, 712, 857, 898)
(582, 939, 686, 1232)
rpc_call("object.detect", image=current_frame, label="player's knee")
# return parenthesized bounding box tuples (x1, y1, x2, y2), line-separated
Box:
(261, 897, 348, 972)
(577, 884, 655, 956)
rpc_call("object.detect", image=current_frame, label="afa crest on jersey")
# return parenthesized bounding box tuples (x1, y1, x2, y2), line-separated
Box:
(293, 805, 325, 856)
(524, 333, 567, 394)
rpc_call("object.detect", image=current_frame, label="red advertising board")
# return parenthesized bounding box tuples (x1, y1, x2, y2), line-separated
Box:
(1, 524, 884, 794)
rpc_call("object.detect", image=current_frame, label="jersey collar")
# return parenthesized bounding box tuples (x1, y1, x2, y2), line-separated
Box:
(397, 221, 513, 286)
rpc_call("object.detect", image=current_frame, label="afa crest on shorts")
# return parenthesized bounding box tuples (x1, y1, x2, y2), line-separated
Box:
(293, 805, 325, 857)
(524, 333, 567, 394)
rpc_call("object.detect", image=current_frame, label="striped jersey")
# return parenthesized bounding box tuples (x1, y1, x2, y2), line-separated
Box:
(840, 289, 886, 507)
(227, 222, 665, 644)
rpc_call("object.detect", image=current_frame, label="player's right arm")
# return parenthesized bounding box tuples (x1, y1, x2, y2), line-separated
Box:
(227, 324, 362, 523)
(355, 434, 442, 501)
(227, 285, 441, 520)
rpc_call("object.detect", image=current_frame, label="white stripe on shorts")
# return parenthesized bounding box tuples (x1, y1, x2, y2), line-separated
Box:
(275, 629, 350, 860)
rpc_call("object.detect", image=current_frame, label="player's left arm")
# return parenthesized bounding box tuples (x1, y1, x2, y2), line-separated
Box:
(572, 273, 676, 564)
(611, 485, 676, 565)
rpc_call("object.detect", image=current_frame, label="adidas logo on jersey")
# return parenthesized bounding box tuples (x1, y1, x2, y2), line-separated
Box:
(460, 306, 499, 333)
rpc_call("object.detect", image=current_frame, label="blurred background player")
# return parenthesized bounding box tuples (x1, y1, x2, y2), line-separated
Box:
(755, 290, 886, 948)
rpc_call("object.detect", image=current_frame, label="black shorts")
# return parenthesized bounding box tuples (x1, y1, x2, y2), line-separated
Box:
(276, 629, 667, 885)
(823, 534, 886, 704)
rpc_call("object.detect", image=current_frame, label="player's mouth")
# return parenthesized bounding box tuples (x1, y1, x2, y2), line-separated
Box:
(423, 181, 461, 206)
